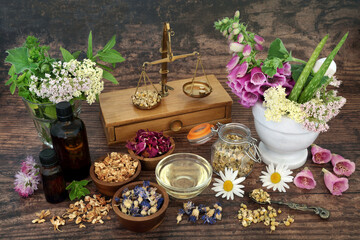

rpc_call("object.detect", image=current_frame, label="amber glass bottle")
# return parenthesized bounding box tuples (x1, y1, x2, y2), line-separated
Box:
(39, 148, 67, 203)
(50, 101, 91, 181)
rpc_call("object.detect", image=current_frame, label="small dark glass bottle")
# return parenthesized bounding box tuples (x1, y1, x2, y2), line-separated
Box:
(39, 148, 68, 203)
(50, 101, 91, 181)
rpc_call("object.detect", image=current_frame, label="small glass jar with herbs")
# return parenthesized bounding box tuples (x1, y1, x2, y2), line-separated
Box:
(187, 122, 260, 178)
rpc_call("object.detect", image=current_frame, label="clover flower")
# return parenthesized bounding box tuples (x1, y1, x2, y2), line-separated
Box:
(14, 156, 40, 198)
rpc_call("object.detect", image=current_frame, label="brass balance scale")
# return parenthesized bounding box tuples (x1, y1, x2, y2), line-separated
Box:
(132, 23, 212, 110)
(99, 23, 233, 145)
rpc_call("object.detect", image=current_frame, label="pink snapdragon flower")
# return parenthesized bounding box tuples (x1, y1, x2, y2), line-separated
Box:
(322, 168, 349, 196)
(331, 154, 355, 177)
(311, 144, 332, 164)
(293, 167, 316, 190)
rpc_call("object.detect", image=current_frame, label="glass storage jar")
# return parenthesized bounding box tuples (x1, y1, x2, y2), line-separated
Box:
(187, 122, 261, 178)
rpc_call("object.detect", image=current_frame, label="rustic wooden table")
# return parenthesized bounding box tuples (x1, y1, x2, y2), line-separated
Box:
(0, 1, 359, 239)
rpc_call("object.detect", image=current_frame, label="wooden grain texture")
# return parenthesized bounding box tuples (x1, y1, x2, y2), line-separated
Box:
(0, 0, 359, 239)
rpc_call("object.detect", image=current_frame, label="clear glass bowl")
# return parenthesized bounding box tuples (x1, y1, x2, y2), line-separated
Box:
(155, 153, 212, 199)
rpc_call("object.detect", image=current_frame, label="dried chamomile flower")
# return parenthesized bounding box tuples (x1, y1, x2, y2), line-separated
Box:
(32, 210, 51, 224)
(50, 216, 65, 232)
(116, 181, 164, 217)
(237, 202, 293, 233)
(250, 188, 271, 204)
(212, 134, 255, 178)
(132, 90, 161, 109)
(95, 152, 138, 183)
(283, 215, 294, 226)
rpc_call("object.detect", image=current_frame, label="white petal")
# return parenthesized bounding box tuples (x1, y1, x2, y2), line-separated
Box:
(214, 178, 224, 184)
(215, 191, 223, 197)
(233, 177, 245, 185)
(212, 183, 222, 188)
(220, 170, 226, 180)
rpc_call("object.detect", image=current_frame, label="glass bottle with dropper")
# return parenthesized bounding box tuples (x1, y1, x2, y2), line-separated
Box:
(39, 148, 68, 203)
(50, 101, 91, 181)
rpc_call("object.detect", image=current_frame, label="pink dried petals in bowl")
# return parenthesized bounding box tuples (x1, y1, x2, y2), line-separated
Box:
(126, 129, 173, 158)
(94, 152, 138, 183)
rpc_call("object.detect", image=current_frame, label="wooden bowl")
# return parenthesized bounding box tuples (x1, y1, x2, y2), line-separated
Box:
(127, 136, 175, 171)
(89, 154, 141, 197)
(112, 181, 169, 232)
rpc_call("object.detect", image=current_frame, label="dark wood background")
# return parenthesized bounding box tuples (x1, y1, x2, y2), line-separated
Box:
(0, 0, 359, 239)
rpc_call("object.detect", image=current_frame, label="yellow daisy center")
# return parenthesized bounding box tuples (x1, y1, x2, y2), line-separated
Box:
(270, 172, 281, 184)
(223, 180, 233, 192)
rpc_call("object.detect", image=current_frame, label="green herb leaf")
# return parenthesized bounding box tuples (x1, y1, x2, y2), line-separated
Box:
(44, 105, 57, 119)
(72, 51, 81, 59)
(102, 70, 118, 84)
(102, 35, 116, 52)
(66, 180, 90, 201)
(267, 38, 290, 60)
(97, 49, 125, 64)
(60, 47, 75, 62)
(10, 82, 16, 94)
(9, 65, 16, 75)
(5, 47, 33, 74)
(87, 31, 93, 60)
(96, 63, 113, 72)
(261, 57, 283, 77)
(291, 64, 305, 82)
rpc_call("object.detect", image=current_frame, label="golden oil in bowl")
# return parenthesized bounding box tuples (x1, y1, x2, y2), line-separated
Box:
(155, 153, 212, 199)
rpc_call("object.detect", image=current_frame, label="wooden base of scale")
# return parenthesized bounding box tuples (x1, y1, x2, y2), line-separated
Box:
(99, 74, 233, 145)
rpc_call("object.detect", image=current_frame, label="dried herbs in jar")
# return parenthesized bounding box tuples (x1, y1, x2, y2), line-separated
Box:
(211, 123, 260, 178)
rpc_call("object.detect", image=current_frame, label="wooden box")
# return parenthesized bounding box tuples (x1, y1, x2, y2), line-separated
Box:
(99, 75, 232, 144)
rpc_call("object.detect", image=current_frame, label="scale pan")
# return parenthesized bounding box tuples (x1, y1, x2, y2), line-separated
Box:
(182, 81, 212, 98)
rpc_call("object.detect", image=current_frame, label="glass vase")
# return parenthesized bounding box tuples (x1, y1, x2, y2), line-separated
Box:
(22, 98, 81, 148)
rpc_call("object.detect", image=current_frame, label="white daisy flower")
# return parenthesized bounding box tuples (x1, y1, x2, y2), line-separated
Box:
(260, 163, 294, 192)
(212, 167, 245, 200)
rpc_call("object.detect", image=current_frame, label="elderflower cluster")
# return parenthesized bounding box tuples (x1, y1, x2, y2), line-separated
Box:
(29, 59, 103, 104)
(263, 86, 305, 123)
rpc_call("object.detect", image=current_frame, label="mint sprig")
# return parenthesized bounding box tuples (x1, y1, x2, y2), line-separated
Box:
(262, 38, 306, 77)
(66, 180, 90, 201)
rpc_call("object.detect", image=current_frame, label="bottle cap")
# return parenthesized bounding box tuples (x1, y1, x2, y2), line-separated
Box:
(39, 148, 58, 167)
(56, 101, 73, 121)
(187, 123, 215, 145)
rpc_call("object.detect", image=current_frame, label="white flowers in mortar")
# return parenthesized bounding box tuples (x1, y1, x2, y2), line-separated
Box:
(313, 58, 337, 78)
